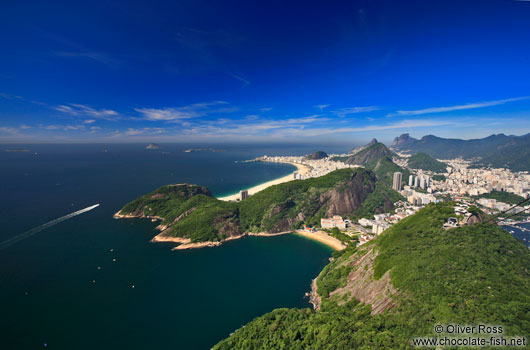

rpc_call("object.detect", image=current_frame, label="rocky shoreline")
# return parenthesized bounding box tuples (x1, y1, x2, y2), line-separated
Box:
(114, 210, 293, 250)
(308, 278, 322, 310)
(114, 210, 347, 252)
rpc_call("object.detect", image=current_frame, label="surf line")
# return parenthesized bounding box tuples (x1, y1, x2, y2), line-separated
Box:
(0, 204, 100, 250)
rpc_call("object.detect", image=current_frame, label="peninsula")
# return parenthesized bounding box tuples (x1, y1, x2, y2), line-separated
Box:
(114, 167, 401, 250)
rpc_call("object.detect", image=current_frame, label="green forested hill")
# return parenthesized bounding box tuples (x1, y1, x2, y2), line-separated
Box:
(473, 190, 525, 205)
(406, 152, 447, 173)
(214, 203, 530, 349)
(332, 142, 409, 188)
(117, 168, 400, 242)
(364, 155, 410, 187)
(334, 142, 393, 166)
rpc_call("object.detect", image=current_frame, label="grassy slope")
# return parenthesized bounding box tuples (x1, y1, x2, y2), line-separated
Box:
(213, 203, 530, 349)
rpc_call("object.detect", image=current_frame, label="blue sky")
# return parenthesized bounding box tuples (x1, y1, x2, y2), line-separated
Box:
(1, 0, 530, 144)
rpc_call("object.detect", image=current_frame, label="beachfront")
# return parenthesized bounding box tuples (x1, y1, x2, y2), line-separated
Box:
(217, 162, 311, 201)
(294, 230, 346, 250)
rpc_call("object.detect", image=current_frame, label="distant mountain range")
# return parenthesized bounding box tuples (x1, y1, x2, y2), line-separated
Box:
(391, 133, 530, 172)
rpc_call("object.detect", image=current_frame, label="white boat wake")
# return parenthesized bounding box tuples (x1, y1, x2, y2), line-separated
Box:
(0, 204, 99, 250)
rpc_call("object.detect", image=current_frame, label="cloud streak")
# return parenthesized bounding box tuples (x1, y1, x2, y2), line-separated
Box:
(389, 96, 530, 117)
(54, 104, 119, 120)
(229, 73, 250, 87)
(134, 101, 232, 121)
(331, 106, 380, 117)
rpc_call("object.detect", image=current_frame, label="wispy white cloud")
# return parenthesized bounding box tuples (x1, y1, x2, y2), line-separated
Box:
(0, 127, 18, 134)
(53, 51, 118, 66)
(54, 104, 119, 119)
(229, 73, 250, 87)
(316, 104, 330, 110)
(43, 124, 86, 131)
(301, 119, 452, 137)
(83, 119, 96, 124)
(0, 92, 23, 100)
(0, 92, 48, 106)
(135, 101, 232, 121)
(179, 118, 450, 140)
(389, 96, 530, 117)
(183, 115, 329, 137)
(331, 106, 380, 117)
(118, 127, 167, 136)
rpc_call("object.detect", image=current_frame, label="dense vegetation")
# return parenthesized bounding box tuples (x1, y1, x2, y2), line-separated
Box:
(364, 156, 410, 187)
(118, 168, 398, 242)
(214, 203, 530, 349)
(406, 152, 447, 173)
(473, 190, 526, 205)
(431, 174, 446, 181)
(351, 182, 403, 219)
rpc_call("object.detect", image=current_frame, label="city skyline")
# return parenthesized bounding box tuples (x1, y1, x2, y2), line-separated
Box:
(2, 0, 530, 143)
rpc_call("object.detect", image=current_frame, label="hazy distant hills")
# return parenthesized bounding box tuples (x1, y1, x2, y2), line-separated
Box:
(392, 133, 530, 171)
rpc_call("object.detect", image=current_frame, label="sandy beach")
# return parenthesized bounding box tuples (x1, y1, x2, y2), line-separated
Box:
(217, 162, 311, 201)
(294, 230, 346, 251)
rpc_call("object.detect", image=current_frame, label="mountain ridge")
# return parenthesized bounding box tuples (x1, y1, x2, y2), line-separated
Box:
(391, 132, 530, 171)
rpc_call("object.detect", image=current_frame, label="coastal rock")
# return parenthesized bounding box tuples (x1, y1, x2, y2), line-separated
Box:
(303, 151, 328, 160)
(320, 171, 376, 217)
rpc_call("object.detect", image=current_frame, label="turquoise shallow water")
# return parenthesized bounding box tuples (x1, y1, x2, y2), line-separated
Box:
(0, 143, 338, 350)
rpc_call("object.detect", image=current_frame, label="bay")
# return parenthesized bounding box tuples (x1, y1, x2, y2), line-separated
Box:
(0, 143, 339, 350)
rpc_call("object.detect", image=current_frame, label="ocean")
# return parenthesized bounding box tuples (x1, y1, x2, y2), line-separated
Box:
(2, 143, 528, 350)
(0, 143, 345, 350)
(501, 223, 530, 248)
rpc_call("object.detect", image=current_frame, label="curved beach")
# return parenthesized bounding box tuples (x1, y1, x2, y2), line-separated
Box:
(294, 230, 346, 251)
(217, 162, 310, 201)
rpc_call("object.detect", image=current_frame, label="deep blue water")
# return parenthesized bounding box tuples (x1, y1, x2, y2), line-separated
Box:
(501, 222, 530, 248)
(0, 143, 346, 350)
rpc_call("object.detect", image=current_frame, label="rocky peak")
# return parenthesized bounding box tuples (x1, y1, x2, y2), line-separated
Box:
(392, 133, 417, 147)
